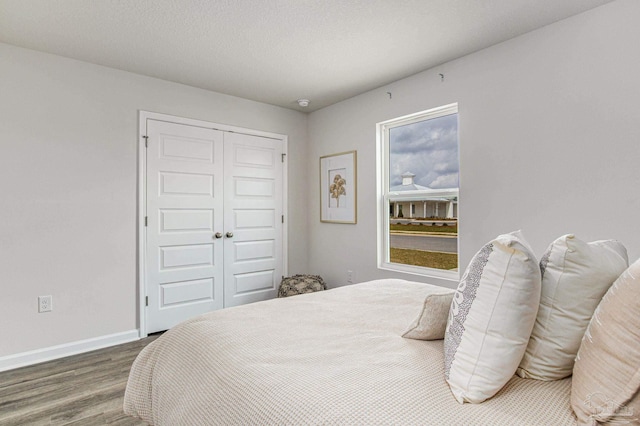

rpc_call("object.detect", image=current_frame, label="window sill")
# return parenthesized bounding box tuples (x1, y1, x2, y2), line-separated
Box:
(378, 261, 460, 283)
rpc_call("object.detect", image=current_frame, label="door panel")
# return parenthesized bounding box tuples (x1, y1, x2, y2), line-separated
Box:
(160, 278, 214, 306)
(159, 209, 213, 232)
(234, 178, 274, 197)
(146, 120, 224, 333)
(160, 172, 214, 196)
(234, 270, 275, 294)
(234, 240, 275, 262)
(223, 132, 283, 307)
(160, 243, 214, 270)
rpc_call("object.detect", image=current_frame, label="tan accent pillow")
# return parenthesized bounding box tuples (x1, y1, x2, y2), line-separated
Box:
(517, 235, 628, 381)
(402, 292, 455, 340)
(571, 258, 640, 425)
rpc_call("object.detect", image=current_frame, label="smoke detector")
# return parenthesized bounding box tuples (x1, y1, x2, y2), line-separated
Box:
(297, 99, 310, 107)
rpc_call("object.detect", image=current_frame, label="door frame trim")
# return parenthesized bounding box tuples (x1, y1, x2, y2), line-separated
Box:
(137, 110, 289, 337)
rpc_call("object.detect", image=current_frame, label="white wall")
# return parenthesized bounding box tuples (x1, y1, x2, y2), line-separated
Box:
(0, 43, 308, 357)
(308, 0, 640, 289)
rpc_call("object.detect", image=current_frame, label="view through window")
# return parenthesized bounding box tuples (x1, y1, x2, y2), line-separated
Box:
(380, 104, 459, 275)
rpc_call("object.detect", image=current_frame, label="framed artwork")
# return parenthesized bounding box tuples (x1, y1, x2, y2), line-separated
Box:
(320, 150, 357, 224)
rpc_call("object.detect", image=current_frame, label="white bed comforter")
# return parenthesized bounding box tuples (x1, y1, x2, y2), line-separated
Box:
(124, 279, 575, 425)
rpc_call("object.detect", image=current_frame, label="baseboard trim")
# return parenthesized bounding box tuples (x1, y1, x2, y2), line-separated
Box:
(0, 329, 140, 372)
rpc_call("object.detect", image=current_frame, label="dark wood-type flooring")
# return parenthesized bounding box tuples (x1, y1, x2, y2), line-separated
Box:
(0, 334, 161, 425)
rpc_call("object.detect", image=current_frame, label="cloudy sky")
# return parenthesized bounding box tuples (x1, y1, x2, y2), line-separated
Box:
(389, 113, 458, 189)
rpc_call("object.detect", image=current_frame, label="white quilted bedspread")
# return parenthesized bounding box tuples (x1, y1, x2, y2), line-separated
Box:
(124, 279, 575, 425)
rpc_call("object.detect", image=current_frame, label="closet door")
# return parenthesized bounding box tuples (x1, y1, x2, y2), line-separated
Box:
(223, 132, 283, 307)
(145, 119, 224, 333)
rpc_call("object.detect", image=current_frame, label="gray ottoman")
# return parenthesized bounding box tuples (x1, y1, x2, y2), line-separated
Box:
(277, 274, 326, 298)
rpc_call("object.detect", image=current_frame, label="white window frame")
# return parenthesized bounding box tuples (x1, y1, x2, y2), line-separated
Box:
(376, 103, 459, 281)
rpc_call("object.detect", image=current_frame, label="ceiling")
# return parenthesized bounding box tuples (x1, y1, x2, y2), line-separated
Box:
(0, 0, 615, 112)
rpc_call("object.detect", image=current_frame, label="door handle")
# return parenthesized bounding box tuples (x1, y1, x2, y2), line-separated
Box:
(214, 232, 223, 239)
(226, 232, 234, 238)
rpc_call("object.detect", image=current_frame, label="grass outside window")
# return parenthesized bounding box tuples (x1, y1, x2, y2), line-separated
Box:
(390, 248, 458, 270)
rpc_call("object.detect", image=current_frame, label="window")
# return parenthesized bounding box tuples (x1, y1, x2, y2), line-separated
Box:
(377, 103, 459, 279)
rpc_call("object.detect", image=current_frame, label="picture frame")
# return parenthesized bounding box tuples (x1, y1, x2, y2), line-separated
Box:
(320, 150, 357, 224)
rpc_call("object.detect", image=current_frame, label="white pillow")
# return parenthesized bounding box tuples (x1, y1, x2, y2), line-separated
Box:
(516, 235, 628, 380)
(444, 230, 541, 404)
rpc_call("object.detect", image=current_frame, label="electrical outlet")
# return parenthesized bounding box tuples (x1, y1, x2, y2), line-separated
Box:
(38, 295, 52, 313)
(347, 270, 354, 284)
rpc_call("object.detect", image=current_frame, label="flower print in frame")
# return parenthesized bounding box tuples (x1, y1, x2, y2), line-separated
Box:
(320, 150, 357, 223)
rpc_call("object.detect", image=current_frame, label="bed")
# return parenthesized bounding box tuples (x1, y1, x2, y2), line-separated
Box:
(124, 279, 575, 425)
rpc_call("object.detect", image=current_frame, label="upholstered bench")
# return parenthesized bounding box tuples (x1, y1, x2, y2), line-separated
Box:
(277, 274, 326, 297)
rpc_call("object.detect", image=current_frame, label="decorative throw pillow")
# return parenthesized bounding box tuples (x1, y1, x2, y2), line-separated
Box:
(517, 235, 628, 381)
(571, 258, 640, 425)
(402, 292, 455, 340)
(277, 274, 326, 297)
(444, 230, 541, 404)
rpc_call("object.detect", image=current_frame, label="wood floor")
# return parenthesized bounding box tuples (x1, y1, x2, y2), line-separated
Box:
(0, 334, 161, 425)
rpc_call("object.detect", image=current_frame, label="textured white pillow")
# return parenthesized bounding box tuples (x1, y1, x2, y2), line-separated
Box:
(444, 230, 541, 404)
(516, 235, 628, 381)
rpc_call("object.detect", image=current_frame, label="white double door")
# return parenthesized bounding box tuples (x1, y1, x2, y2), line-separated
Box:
(145, 119, 284, 333)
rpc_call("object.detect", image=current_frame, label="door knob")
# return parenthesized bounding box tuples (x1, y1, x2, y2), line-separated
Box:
(214, 232, 223, 239)
(226, 232, 234, 238)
